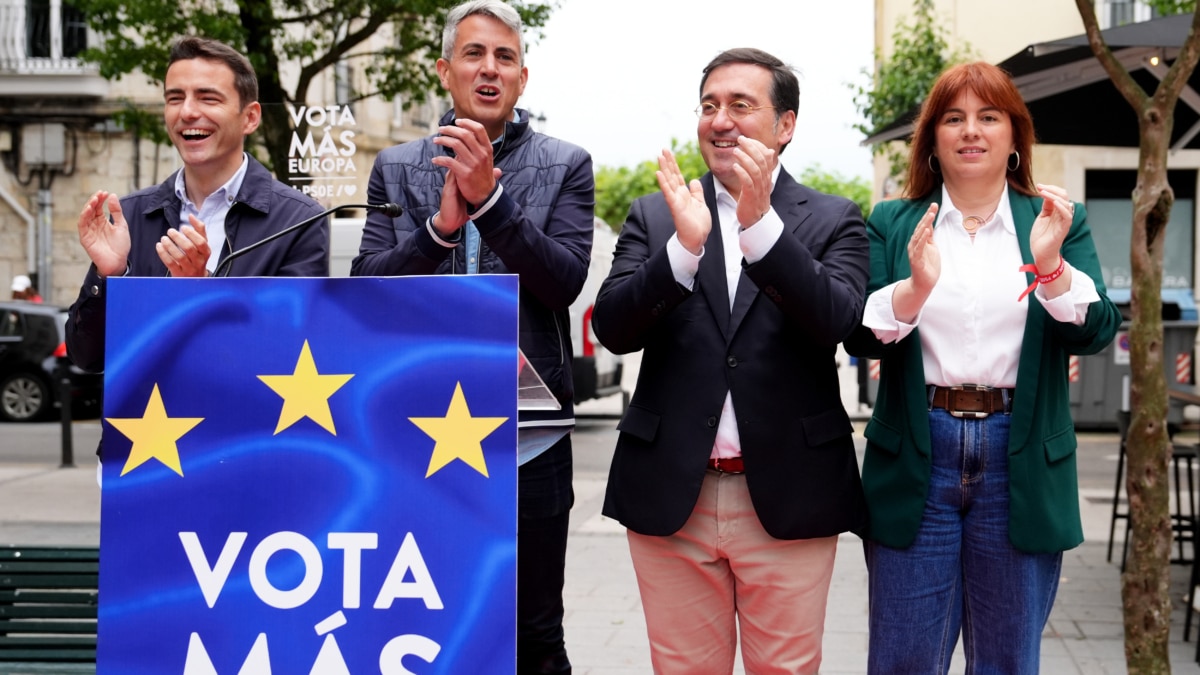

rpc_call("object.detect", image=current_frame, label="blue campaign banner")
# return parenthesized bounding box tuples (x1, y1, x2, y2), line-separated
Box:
(97, 276, 518, 675)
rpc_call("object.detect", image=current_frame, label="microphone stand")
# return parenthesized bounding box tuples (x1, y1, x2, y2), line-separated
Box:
(213, 203, 402, 278)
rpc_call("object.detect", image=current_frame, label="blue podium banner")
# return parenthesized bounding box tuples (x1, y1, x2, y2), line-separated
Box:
(97, 276, 518, 674)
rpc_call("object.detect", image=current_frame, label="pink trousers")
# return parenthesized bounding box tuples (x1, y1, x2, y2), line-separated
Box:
(627, 471, 838, 674)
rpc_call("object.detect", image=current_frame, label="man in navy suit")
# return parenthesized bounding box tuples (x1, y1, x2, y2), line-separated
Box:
(592, 47, 869, 674)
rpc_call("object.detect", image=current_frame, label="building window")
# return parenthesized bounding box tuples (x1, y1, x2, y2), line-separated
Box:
(1098, 0, 1161, 28)
(1108, 0, 1135, 26)
(61, 2, 86, 56)
(26, 0, 86, 59)
(1085, 169, 1197, 313)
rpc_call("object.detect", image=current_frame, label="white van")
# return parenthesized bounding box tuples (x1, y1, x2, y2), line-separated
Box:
(569, 218, 625, 408)
(328, 216, 625, 408)
(329, 217, 366, 278)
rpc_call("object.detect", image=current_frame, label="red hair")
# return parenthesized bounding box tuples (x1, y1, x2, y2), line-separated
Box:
(903, 61, 1037, 200)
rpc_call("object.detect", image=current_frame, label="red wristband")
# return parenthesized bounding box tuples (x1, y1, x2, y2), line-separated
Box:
(1017, 257, 1065, 301)
(1037, 257, 1066, 285)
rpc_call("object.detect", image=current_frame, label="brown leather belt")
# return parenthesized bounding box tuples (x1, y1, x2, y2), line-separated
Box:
(929, 385, 1013, 419)
(707, 457, 745, 474)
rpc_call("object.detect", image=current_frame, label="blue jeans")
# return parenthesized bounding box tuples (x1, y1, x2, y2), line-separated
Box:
(865, 410, 1061, 674)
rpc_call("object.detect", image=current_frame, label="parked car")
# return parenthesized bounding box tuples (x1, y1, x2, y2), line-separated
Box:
(0, 302, 102, 422)
(329, 216, 626, 409)
(568, 218, 625, 408)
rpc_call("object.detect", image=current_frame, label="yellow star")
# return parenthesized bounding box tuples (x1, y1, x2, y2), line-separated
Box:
(257, 340, 354, 435)
(410, 382, 508, 478)
(107, 384, 204, 477)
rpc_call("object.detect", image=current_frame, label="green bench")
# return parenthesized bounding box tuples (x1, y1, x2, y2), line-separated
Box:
(0, 546, 98, 673)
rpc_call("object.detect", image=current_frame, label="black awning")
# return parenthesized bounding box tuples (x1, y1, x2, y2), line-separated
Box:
(861, 13, 1200, 149)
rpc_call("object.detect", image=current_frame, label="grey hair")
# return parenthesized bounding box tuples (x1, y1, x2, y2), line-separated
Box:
(441, 0, 525, 64)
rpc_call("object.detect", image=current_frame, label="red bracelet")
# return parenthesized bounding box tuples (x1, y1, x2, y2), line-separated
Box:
(1017, 257, 1066, 301)
(1037, 257, 1066, 284)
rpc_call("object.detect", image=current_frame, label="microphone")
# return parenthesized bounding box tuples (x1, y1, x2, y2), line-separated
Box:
(213, 202, 402, 277)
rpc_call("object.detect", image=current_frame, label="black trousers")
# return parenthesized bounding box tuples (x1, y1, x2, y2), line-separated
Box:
(517, 434, 574, 674)
(857, 358, 871, 406)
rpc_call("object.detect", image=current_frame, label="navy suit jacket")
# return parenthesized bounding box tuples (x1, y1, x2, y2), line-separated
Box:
(593, 168, 869, 539)
(65, 157, 329, 373)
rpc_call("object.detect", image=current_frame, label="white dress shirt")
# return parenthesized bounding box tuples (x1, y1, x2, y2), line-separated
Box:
(862, 185, 1100, 388)
(665, 166, 783, 460)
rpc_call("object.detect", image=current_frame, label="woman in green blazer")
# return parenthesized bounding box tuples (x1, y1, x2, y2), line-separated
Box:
(846, 62, 1121, 673)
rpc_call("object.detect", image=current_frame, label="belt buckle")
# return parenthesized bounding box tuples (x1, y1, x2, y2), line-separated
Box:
(949, 383, 992, 419)
(710, 457, 744, 474)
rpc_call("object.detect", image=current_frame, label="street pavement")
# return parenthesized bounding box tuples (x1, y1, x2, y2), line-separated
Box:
(3, 360, 1200, 673)
(563, 428, 1200, 674)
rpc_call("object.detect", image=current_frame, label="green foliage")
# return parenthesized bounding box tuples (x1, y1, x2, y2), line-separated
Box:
(798, 165, 872, 220)
(595, 140, 706, 230)
(849, 0, 972, 176)
(595, 142, 872, 230)
(109, 102, 170, 147)
(1144, 0, 1195, 14)
(72, 0, 554, 170)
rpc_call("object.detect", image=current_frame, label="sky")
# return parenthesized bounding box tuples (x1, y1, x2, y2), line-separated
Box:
(518, 0, 876, 181)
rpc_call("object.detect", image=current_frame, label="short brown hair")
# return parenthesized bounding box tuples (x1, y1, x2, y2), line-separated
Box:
(168, 36, 258, 109)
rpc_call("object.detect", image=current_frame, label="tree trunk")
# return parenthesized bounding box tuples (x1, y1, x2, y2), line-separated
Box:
(1123, 101, 1175, 675)
(238, 0, 294, 180)
(256, 76, 295, 181)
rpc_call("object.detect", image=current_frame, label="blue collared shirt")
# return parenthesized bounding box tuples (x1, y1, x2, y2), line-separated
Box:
(174, 153, 250, 273)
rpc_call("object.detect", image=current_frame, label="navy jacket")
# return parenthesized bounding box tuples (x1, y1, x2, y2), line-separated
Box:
(594, 170, 869, 539)
(352, 109, 594, 427)
(66, 156, 329, 373)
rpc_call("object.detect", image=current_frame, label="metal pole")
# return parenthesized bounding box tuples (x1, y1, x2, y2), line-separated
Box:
(37, 186, 53, 301)
(57, 356, 74, 468)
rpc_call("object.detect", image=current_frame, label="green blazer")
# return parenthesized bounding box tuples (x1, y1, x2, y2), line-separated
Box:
(845, 191, 1122, 553)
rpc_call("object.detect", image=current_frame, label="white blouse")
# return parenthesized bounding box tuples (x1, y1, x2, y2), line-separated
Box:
(862, 185, 1100, 388)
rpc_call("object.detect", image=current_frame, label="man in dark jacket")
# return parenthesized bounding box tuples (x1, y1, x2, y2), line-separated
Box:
(352, 2, 593, 672)
(592, 48, 868, 674)
(66, 36, 328, 373)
